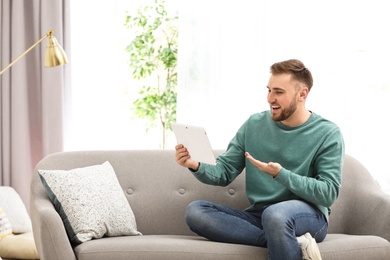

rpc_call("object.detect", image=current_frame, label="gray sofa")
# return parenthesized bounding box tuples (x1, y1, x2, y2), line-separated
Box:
(30, 150, 390, 260)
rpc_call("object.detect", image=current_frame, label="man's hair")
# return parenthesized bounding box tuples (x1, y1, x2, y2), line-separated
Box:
(270, 59, 313, 91)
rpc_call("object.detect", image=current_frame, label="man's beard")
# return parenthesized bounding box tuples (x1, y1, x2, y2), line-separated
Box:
(271, 96, 298, 122)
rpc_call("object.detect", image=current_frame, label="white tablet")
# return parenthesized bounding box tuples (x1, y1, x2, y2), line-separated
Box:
(172, 123, 216, 165)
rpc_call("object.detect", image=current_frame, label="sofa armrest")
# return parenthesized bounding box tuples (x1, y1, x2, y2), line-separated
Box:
(329, 155, 390, 243)
(30, 178, 76, 260)
(351, 188, 390, 241)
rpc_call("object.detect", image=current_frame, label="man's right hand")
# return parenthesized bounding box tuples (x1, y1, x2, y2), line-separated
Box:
(175, 144, 200, 171)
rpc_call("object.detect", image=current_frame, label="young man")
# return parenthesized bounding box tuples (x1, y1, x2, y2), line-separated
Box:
(175, 59, 345, 260)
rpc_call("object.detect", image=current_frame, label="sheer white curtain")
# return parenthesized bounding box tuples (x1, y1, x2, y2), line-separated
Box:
(0, 0, 70, 207)
(177, 0, 390, 191)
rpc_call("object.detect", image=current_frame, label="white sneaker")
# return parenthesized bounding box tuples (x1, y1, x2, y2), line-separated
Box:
(298, 232, 322, 260)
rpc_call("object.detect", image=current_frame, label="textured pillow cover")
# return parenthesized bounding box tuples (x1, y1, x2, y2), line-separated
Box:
(0, 186, 32, 233)
(38, 161, 141, 244)
(0, 208, 12, 239)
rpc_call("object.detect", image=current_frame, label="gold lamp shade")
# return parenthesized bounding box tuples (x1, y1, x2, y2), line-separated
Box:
(0, 30, 68, 75)
(45, 31, 68, 67)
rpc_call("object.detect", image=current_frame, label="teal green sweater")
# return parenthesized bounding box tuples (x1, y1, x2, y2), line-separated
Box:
(192, 111, 345, 220)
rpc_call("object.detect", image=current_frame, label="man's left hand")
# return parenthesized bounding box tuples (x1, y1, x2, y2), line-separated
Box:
(245, 152, 282, 177)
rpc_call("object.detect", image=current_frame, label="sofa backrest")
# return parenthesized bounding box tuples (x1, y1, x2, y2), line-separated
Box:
(32, 150, 388, 239)
(32, 150, 250, 236)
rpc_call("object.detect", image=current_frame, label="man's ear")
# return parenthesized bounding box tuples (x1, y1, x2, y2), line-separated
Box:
(299, 87, 309, 101)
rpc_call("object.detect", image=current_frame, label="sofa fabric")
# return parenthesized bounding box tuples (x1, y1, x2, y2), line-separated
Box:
(30, 150, 390, 260)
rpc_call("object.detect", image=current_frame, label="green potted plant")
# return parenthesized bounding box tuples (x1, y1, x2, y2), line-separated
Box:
(124, 0, 178, 149)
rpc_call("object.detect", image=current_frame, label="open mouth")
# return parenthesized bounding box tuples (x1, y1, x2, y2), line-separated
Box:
(271, 106, 281, 111)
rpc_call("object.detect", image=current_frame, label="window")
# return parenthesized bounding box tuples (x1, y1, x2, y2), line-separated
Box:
(68, 0, 177, 150)
(177, 0, 390, 192)
(69, 0, 390, 192)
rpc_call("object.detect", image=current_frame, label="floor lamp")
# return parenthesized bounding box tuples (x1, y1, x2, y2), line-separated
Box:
(0, 29, 68, 75)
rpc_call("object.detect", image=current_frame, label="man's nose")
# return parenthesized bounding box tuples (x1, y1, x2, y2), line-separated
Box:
(267, 93, 276, 103)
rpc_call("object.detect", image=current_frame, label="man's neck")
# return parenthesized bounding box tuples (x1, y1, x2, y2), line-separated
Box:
(281, 109, 312, 127)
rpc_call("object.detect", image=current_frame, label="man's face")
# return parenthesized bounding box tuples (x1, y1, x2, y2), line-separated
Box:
(267, 73, 300, 122)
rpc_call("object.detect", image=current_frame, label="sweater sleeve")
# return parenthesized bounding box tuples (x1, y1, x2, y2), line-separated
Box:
(274, 127, 345, 208)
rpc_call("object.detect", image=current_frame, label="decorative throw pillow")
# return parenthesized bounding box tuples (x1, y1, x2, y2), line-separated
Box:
(0, 208, 12, 239)
(0, 187, 32, 233)
(38, 161, 141, 244)
(0, 232, 39, 259)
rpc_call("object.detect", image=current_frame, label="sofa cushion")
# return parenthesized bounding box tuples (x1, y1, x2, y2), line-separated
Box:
(0, 208, 12, 239)
(74, 235, 267, 260)
(38, 161, 142, 244)
(0, 186, 32, 233)
(72, 234, 390, 260)
(319, 234, 390, 260)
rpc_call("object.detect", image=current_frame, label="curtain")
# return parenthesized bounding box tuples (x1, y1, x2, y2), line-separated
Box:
(0, 0, 70, 209)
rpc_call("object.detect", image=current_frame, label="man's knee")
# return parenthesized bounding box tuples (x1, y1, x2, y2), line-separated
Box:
(262, 205, 292, 233)
(185, 200, 208, 227)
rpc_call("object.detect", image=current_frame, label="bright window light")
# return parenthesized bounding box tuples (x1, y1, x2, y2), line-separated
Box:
(69, 0, 390, 192)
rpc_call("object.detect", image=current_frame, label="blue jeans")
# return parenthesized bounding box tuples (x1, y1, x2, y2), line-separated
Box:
(185, 200, 327, 260)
